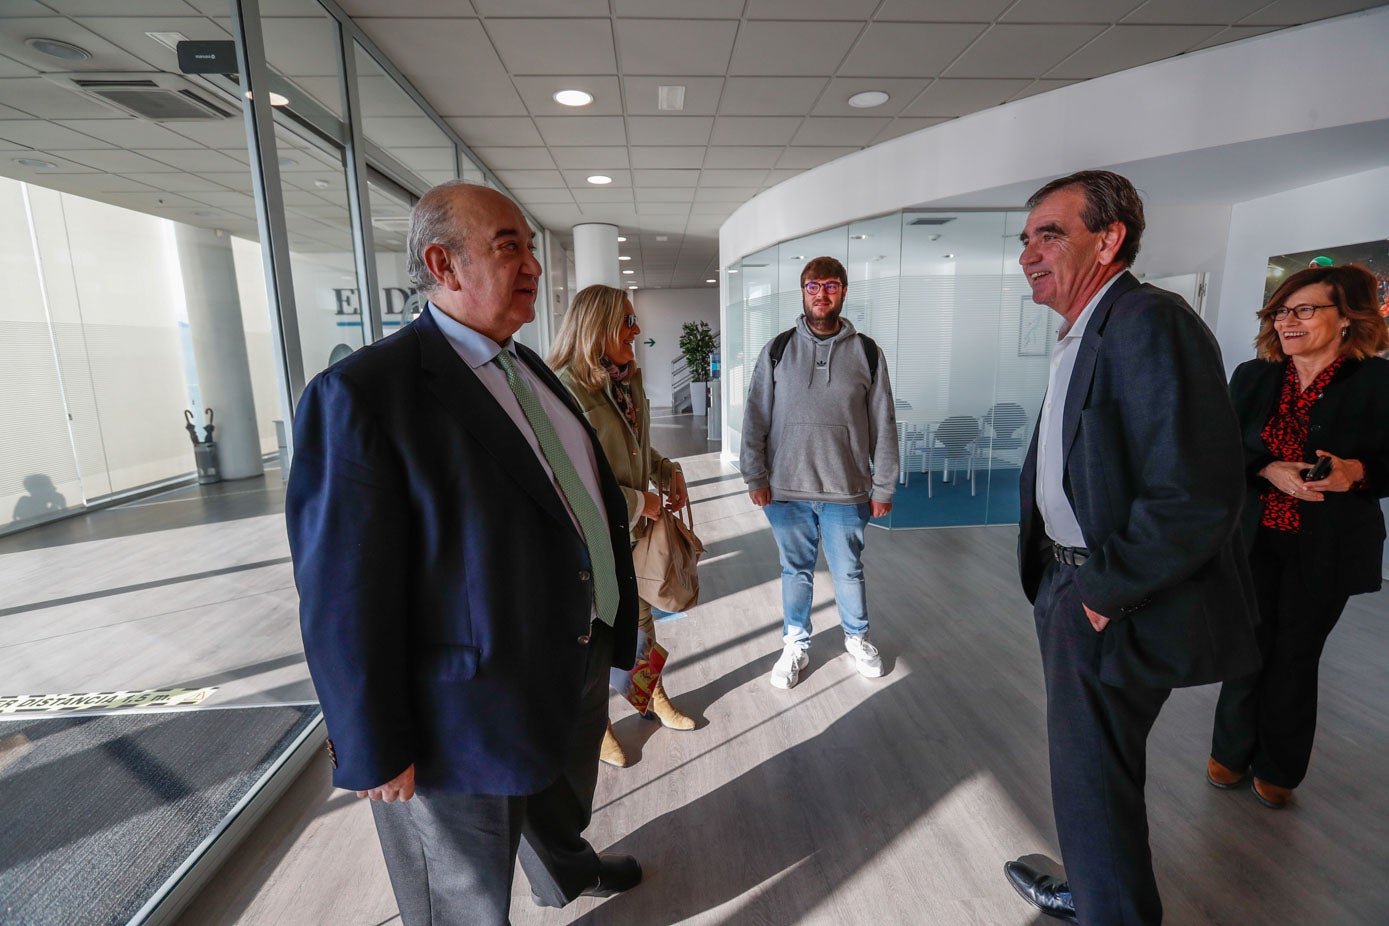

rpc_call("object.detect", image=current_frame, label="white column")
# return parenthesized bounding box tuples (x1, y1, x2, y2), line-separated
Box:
(175, 224, 264, 480)
(572, 222, 619, 290)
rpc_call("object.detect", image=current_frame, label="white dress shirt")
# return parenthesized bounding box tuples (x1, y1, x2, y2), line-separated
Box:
(1035, 275, 1120, 550)
(428, 303, 608, 540)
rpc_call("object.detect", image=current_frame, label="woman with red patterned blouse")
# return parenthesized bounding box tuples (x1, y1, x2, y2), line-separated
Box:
(1207, 264, 1389, 809)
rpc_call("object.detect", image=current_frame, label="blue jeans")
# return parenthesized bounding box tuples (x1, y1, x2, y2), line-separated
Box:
(763, 500, 872, 649)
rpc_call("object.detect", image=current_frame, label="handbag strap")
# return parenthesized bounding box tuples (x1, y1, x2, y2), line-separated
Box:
(655, 483, 695, 531)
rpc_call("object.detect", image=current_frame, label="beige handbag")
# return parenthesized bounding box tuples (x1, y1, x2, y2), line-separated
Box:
(631, 490, 705, 612)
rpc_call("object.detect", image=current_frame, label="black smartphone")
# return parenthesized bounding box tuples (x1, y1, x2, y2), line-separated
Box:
(1303, 456, 1332, 482)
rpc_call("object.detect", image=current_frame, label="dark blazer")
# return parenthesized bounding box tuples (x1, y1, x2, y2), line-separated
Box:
(1018, 271, 1260, 689)
(1229, 355, 1389, 596)
(286, 308, 638, 795)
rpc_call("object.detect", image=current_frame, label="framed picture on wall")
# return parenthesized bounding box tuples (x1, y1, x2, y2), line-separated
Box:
(1264, 238, 1389, 310)
(1018, 296, 1051, 356)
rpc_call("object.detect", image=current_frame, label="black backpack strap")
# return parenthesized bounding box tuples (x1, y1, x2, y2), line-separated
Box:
(857, 333, 879, 385)
(768, 328, 795, 368)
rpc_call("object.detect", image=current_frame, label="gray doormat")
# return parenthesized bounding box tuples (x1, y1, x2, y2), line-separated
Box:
(0, 705, 319, 926)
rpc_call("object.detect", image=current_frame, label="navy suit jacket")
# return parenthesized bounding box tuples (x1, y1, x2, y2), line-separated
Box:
(1018, 271, 1260, 689)
(286, 307, 638, 795)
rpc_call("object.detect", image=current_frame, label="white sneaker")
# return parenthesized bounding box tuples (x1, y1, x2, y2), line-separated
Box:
(770, 643, 810, 689)
(844, 634, 883, 678)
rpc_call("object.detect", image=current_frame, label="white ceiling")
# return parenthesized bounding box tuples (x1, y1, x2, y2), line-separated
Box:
(1, 0, 1386, 285)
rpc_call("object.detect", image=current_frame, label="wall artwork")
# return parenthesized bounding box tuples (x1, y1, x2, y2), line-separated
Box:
(1018, 296, 1053, 356)
(1264, 238, 1389, 309)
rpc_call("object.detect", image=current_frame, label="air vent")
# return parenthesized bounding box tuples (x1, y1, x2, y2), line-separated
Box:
(44, 72, 235, 121)
(906, 216, 956, 226)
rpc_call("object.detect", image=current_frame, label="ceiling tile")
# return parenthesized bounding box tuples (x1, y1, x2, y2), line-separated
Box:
(1186, 25, 1281, 52)
(0, 78, 125, 118)
(563, 168, 630, 187)
(746, 0, 880, 18)
(472, 0, 607, 14)
(629, 146, 706, 168)
(840, 23, 986, 77)
(873, 0, 1012, 19)
(121, 172, 230, 192)
(1009, 79, 1082, 101)
(812, 78, 929, 116)
(339, 1, 477, 13)
(1000, 0, 1145, 22)
(512, 76, 623, 116)
(446, 117, 543, 146)
(872, 118, 949, 143)
(621, 76, 724, 116)
(903, 78, 1032, 117)
(514, 189, 578, 204)
(2, 153, 98, 173)
(163, 120, 254, 148)
(693, 186, 760, 203)
(535, 115, 626, 146)
(636, 202, 692, 215)
(728, 22, 862, 76)
(612, 0, 742, 16)
(134, 148, 247, 172)
(494, 169, 567, 188)
(1122, 0, 1268, 23)
(486, 19, 616, 75)
(615, 20, 739, 76)
(700, 168, 770, 187)
(572, 188, 635, 203)
(1238, 0, 1388, 25)
(75, 16, 234, 72)
(0, 54, 35, 79)
(51, 118, 204, 149)
(0, 0, 55, 15)
(261, 18, 343, 80)
(702, 146, 782, 168)
(636, 188, 696, 202)
(471, 146, 556, 169)
(626, 116, 713, 146)
(549, 146, 629, 169)
(0, 120, 113, 150)
(791, 117, 886, 146)
(761, 168, 805, 186)
(717, 77, 828, 116)
(45, 148, 181, 173)
(0, 18, 151, 73)
(711, 116, 803, 146)
(943, 24, 1108, 78)
(357, 19, 526, 117)
(1048, 25, 1223, 79)
(775, 147, 859, 169)
(632, 168, 700, 188)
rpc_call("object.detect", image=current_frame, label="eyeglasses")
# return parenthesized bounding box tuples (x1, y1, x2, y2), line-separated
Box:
(803, 280, 843, 295)
(1269, 303, 1336, 321)
(622, 313, 638, 327)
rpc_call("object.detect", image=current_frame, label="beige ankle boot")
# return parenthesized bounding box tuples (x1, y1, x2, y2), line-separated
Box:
(648, 679, 696, 731)
(600, 720, 629, 767)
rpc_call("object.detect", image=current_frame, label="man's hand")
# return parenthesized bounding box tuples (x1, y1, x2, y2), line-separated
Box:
(1083, 604, 1110, 633)
(870, 500, 892, 519)
(666, 470, 689, 512)
(749, 487, 772, 507)
(1260, 460, 1325, 502)
(357, 763, 416, 802)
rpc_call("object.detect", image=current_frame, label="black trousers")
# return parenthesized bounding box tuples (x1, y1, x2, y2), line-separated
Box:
(1211, 527, 1349, 789)
(1036, 561, 1171, 926)
(371, 623, 613, 926)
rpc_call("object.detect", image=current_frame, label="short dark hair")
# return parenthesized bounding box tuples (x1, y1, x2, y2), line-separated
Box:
(1026, 170, 1145, 267)
(800, 256, 847, 287)
(1255, 264, 1389, 362)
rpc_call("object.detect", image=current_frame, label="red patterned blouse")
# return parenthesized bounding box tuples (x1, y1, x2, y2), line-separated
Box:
(1259, 357, 1345, 532)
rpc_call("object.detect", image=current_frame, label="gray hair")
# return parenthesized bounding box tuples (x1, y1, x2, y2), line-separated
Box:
(406, 180, 472, 293)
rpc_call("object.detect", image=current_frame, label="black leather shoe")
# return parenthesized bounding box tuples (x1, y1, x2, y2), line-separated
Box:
(1004, 859, 1078, 923)
(581, 855, 642, 898)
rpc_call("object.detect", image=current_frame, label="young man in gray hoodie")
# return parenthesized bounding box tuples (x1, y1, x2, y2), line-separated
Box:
(740, 256, 899, 689)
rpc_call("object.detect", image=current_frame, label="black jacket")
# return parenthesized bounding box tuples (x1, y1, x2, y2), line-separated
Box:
(1019, 272, 1260, 689)
(1229, 354, 1389, 596)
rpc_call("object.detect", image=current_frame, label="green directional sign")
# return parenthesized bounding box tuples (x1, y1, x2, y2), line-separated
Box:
(644, 338, 655, 346)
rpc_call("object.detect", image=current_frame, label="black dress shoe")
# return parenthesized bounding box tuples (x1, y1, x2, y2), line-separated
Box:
(1004, 859, 1077, 924)
(581, 854, 642, 898)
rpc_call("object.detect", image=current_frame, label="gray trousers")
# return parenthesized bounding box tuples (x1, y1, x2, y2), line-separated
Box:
(371, 624, 612, 925)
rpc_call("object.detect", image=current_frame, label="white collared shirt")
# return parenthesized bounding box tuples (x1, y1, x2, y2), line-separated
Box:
(1035, 274, 1121, 549)
(427, 303, 608, 540)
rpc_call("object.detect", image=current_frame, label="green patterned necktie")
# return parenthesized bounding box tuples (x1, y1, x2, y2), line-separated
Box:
(495, 348, 618, 627)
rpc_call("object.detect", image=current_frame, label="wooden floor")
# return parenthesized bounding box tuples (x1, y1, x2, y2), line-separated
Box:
(5, 414, 1386, 925)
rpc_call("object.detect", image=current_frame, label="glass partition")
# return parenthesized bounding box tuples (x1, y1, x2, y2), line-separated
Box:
(726, 208, 1047, 529)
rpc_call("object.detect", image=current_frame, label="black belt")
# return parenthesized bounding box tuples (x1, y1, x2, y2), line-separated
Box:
(1052, 543, 1089, 566)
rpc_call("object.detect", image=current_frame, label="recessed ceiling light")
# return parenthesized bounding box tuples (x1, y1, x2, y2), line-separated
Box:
(278, 157, 298, 167)
(789, 255, 804, 261)
(25, 37, 91, 61)
(727, 268, 739, 273)
(587, 175, 612, 185)
(617, 235, 627, 242)
(848, 90, 890, 109)
(657, 85, 686, 111)
(313, 179, 331, 189)
(15, 157, 56, 169)
(705, 279, 716, 283)
(628, 285, 638, 290)
(618, 255, 631, 261)
(145, 31, 190, 52)
(192, 209, 217, 217)
(622, 269, 635, 275)
(850, 234, 869, 240)
(655, 235, 668, 242)
(553, 89, 594, 107)
(942, 253, 955, 259)
(245, 90, 290, 106)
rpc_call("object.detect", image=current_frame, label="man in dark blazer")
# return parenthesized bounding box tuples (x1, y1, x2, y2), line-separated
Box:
(286, 182, 642, 925)
(1002, 170, 1259, 925)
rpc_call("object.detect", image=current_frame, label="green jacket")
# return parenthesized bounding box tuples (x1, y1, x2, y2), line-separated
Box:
(557, 365, 680, 536)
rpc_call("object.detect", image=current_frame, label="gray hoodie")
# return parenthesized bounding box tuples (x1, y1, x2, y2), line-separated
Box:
(740, 315, 899, 504)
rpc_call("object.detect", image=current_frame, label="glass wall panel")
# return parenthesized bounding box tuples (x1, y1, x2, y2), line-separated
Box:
(353, 41, 456, 190)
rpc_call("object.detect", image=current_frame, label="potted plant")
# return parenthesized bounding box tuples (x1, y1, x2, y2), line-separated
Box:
(678, 320, 716, 416)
